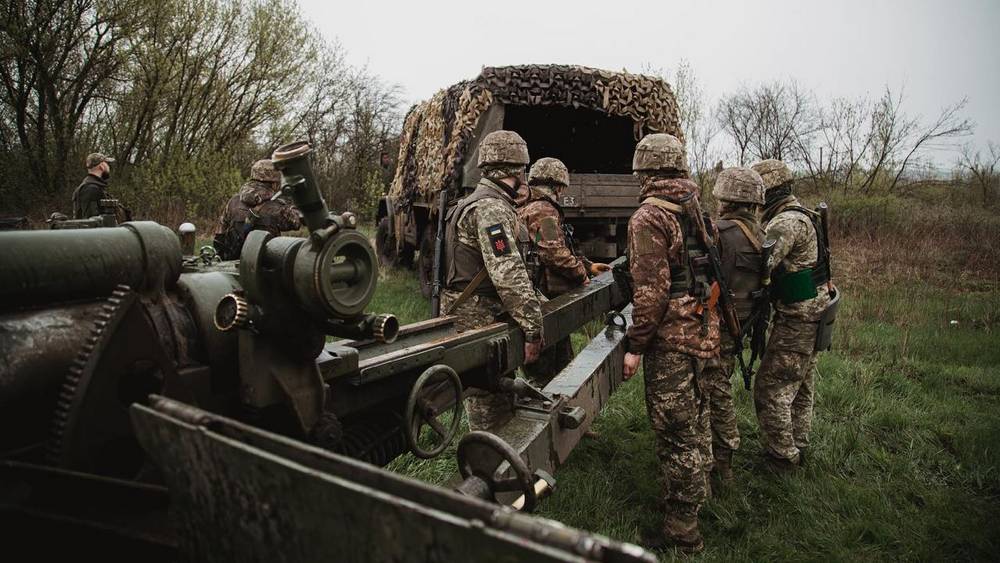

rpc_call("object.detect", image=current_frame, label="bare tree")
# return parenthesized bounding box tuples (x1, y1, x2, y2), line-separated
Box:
(887, 98, 973, 191)
(958, 141, 999, 205)
(716, 80, 817, 167)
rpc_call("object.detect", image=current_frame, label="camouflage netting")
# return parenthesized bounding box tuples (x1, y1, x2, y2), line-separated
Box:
(389, 65, 683, 205)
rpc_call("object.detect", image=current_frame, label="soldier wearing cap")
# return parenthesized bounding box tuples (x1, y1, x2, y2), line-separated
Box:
(751, 159, 832, 472)
(622, 133, 719, 554)
(517, 157, 609, 381)
(702, 167, 766, 485)
(72, 152, 116, 219)
(212, 159, 302, 260)
(440, 130, 544, 432)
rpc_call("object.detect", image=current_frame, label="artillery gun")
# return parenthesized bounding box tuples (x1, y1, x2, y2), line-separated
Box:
(0, 142, 650, 561)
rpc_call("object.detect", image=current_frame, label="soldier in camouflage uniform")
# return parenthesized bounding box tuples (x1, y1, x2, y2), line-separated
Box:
(213, 159, 302, 260)
(622, 134, 719, 554)
(751, 159, 832, 471)
(518, 157, 610, 384)
(440, 130, 544, 432)
(703, 167, 766, 485)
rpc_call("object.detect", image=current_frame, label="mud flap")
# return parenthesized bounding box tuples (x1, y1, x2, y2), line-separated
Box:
(814, 287, 840, 352)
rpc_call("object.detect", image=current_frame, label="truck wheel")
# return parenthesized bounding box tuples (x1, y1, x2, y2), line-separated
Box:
(418, 224, 435, 298)
(375, 217, 397, 268)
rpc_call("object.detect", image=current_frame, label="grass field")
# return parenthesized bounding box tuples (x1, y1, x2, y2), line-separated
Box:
(373, 243, 1000, 561)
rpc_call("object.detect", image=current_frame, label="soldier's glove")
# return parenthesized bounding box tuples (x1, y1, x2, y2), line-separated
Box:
(589, 262, 611, 276)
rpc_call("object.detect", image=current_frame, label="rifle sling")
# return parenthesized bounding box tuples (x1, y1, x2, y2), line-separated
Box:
(444, 267, 489, 315)
(642, 196, 685, 214)
(730, 218, 762, 252)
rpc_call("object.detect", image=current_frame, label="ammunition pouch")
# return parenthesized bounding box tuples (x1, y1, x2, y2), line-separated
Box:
(612, 259, 634, 302)
(773, 268, 819, 304)
(814, 287, 840, 352)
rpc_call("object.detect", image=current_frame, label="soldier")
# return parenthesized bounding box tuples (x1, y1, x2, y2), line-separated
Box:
(213, 159, 302, 260)
(750, 159, 832, 471)
(518, 157, 609, 382)
(622, 133, 719, 554)
(72, 152, 116, 219)
(440, 130, 544, 432)
(702, 167, 766, 485)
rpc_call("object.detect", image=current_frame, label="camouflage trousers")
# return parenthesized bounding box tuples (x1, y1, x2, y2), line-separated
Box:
(753, 313, 818, 463)
(702, 333, 740, 463)
(643, 349, 712, 538)
(441, 290, 514, 432)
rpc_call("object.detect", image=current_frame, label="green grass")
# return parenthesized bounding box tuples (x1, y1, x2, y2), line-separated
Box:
(373, 264, 1000, 562)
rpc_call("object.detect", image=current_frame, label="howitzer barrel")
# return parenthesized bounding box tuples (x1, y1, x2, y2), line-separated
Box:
(272, 141, 328, 233)
(0, 222, 181, 310)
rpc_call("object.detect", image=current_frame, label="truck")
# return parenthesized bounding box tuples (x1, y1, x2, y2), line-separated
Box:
(374, 64, 684, 296)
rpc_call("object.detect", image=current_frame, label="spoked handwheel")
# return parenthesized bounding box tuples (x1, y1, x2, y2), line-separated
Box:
(456, 431, 537, 512)
(404, 365, 464, 459)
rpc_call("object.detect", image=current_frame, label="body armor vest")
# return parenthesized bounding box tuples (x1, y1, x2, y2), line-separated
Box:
(717, 218, 763, 322)
(772, 204, 831, 288)
(444, 182, 534, 297)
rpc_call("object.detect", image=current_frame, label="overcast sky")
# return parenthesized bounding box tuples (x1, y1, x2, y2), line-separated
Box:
(299, 0, 999, 164)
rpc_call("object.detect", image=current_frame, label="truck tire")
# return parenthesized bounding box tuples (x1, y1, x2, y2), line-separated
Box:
(375, 217, 397, 268)
(418, 224, 435, 298)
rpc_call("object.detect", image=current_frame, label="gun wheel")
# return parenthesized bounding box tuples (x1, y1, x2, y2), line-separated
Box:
(405, 365, 463, 459)
(457, 431, 537, 512)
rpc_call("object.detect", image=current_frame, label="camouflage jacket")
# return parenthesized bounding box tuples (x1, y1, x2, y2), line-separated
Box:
(763, 195, 830, 321)
(214, 180, 300, 237)
(448, 178, 544, 341)
(625, 177, 721, 358)
(517, 185, 589, 297)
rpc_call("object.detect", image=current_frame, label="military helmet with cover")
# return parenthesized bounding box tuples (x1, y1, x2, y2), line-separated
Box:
(712, 167, 765, 205)
(751, 159, 793, 191)
(528, 157, 569, 187)
(477, 130, 530, 168)
(632, 133, 689, 173)
(251, 159, 281, 183)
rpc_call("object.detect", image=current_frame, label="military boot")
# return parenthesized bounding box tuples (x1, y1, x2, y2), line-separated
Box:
(646, 507, 704, 555)
(763, 453, 799, 474)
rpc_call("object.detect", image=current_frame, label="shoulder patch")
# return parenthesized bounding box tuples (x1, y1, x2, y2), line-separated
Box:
(633, 229, 658, 255)
(539, 216, 561, 241)
(485, 223, 512, 256)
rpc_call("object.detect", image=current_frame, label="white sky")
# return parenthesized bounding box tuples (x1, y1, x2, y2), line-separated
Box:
(298, 0, 999, 164)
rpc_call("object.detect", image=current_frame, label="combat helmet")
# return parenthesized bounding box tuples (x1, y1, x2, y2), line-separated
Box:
(751, 159, 793, 191)
(477, 130, 530, 168)
(632, 133, 689, 173)
(712, 167, 765, 205)
(251, 159, 281, 183)
(528, 157, 569, 187)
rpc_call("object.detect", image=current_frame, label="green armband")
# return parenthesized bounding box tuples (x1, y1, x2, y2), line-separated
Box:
(773, 268, 818, 304)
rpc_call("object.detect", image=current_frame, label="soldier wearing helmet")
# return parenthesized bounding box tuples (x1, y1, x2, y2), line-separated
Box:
(441, 130, 544, 432)
(517, 157, 610, 384)
(212, 158, 302, 260)
(750, 159, 833, 472)
(701, 167, 766, 486)
(621, 133, 719, 554)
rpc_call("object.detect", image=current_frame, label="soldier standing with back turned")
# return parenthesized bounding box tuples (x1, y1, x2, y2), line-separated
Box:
(702, 167, 766, 486)
(751, 159, 832, 471)
(622, 133, 719, 554)
(518, 157, 609, 382)
(213, 159, 302, 260)
(440, 130, 544, 432)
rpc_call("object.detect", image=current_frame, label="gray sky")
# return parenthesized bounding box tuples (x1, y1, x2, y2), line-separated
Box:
(299, 0, 999, 163)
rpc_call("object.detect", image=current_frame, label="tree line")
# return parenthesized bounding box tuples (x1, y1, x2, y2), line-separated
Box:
(0, 0, 401, 226)
(667, 62, 996, 204)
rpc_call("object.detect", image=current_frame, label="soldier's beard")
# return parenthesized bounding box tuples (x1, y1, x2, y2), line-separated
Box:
(101, 170, 111, 180)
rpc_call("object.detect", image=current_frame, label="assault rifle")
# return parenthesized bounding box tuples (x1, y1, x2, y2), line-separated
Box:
(682, 196, 741, 342)
(737, 239, 775, 389)
(430, 189, 449, 317)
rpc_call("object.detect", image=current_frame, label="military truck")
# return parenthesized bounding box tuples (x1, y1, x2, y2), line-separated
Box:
(374, 64, 684, 296)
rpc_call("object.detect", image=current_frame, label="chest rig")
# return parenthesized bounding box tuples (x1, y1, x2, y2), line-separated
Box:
(768, 203, 832, 303)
